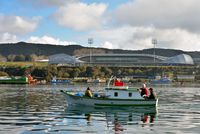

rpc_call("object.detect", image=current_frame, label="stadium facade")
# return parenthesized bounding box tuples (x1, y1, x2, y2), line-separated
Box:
(48, 53, 195, 66)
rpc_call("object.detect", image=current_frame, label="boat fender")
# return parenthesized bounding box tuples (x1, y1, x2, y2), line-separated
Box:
(94, 93, 99, 97)
(75, 92, 83, 97)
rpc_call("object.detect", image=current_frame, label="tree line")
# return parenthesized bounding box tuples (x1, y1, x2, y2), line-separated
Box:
(0, 54, 48, 62)
(0, 64, 199, 82)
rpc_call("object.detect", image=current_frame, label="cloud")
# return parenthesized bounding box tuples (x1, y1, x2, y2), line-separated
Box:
(92, 25, 200, 51)
(27, 35, 77, 45)
(92, 0, 200, 51)
(114, 0, 200, 32)
(18, 0, 76, 7)
(0, 14, 40, 35)
(53, 2, 107, 31)
(101, 41, 114, 49)
(0, 33, 18, 43)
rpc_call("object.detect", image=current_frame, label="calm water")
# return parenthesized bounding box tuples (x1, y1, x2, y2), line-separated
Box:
(0, 84, 200, 134)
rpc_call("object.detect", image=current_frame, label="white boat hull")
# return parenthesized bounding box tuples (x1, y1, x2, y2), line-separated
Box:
(61, 91, 158, 107)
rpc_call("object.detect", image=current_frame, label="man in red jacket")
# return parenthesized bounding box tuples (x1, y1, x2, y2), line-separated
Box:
(139, 84, 148, 98)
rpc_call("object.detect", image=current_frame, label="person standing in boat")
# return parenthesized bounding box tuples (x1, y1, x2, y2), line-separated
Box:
(85, 87, 93, 97)
(138, 84, 149, 98)
(148, 88, 157, 99)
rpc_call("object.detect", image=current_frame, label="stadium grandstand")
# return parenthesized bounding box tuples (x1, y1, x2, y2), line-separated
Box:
(48, 53, 194, 66)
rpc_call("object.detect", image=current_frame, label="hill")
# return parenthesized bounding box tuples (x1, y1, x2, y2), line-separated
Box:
(0, 42, 200, 58)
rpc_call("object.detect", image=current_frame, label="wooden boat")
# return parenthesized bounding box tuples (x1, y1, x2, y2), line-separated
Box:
(0, 76, 29, 84)
(66, 104, 158, 115)
(61, 77, 158, 107)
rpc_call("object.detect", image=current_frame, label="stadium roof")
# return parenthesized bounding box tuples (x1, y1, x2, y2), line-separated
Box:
(48, 53, 194, 66)
(48, 53, 82, 64)
(162, 54, 194, 65)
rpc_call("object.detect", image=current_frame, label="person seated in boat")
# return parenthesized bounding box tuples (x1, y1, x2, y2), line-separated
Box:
(148, 88, 157, 99)
(85, 87, 93, 97)
(138, 84, 149, 98)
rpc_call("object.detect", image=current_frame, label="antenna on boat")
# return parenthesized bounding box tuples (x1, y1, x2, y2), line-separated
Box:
(107, 75, 115, 87)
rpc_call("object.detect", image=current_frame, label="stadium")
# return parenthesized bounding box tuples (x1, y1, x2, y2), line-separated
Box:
(48, 53, 194, 66)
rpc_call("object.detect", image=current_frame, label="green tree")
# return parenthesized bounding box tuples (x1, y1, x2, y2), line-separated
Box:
(0, 54, 6, 62)
(134, 69, 142, 75)
(79, 66, 87, 77)
(25, 55, 32, 61)
(127, 68, 134, 75)
(92, 67, 100, 78)
(30, 54, 38, 61)
(63, 72, 70, 78)
(85, 66, 93, 77)
(71, 68, 80, 78)
(32, 67, 47, 78)
(0, 71, 8, 76)
(7, 54, 16, 61)
(46, 65, 58, 81)
(57, 70, 63, 78)
(14, 55, 25, 61)
(101, 67, 112, 77)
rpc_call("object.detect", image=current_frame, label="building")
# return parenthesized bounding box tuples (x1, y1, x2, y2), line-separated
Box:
(162, 54, 194, 65)
(48, 53, 82, 65)
(77, 53, 194, 66)
(48, 53, 194, 66)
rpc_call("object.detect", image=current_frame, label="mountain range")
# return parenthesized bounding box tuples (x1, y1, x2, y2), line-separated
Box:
(0, 42, 200, 58)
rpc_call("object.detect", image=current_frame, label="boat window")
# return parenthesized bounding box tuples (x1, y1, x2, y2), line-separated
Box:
(114, 92, 118, 97)
(128, 92, 132, 97)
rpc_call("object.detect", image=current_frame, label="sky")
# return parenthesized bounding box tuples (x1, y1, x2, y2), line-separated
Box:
(1, 0, 200, 51)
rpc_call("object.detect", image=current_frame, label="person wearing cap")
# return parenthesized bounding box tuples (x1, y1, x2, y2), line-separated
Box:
(138, 83, 149, 98)
(148, 88, 156, 99)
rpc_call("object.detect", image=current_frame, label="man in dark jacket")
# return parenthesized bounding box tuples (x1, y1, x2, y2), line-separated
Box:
(148, 88, 157, 99)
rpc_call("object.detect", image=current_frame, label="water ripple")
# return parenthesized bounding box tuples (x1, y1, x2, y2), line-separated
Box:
(0, 85, 200, 133)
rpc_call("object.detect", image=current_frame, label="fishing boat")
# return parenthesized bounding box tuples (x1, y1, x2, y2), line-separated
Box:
(87, 78, 106, 83)
(51, 76, 70, 84)
(66, 104, 157, 115)
(0, 76, 29, 84)
(61, 77, 158, 107)
(51, 79, 70, 84)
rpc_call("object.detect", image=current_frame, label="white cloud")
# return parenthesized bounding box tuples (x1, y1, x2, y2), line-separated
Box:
(114, 0, 200, 32)
(27, 35, 77, 45)
(19, 0, 78, 7)
(0, 33, 18, 43)
(0, 14, 40, 35)
(53, 2, 107, 31)
(101, 41, 113, 49)
(92, 25, 200, 51)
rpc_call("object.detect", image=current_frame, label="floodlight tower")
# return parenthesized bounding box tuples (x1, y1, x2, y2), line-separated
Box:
(88, 38, 93, 64)
(152, 38, 157, 65)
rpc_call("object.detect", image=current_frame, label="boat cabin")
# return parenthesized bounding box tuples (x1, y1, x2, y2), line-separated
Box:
(105, 86, 144, 99)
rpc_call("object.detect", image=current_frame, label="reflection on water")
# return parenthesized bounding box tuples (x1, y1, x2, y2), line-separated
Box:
(65, 105, 157, 133)
(0, 84, 200, 133)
